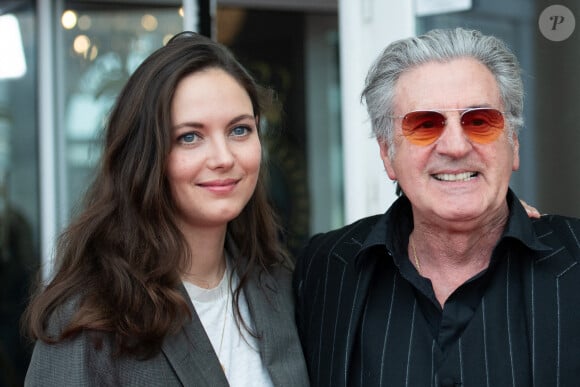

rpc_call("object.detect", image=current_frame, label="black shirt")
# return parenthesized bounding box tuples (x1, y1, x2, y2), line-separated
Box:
(348, 190, 549, 387)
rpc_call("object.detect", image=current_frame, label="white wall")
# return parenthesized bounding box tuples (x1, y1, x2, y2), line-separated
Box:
(338, 0, 415, 223)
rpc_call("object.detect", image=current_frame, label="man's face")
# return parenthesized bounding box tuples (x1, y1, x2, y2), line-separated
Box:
(380, 57, 520, 226)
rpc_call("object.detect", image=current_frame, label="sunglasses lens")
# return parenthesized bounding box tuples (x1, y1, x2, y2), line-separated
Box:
(461, 108, 504, 144)
(400, 108, 505, 146)
(401, 111, 445, 145)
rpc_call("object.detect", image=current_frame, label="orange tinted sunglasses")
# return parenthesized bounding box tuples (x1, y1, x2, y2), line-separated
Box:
(392, 108, 505, 146)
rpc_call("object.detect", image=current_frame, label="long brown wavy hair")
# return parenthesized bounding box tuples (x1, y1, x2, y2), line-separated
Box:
(22, 31, 290, 359)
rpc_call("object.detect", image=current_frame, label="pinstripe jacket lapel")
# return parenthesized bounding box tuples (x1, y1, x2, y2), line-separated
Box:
(329, 225, 379, 387)
(294, 216, 380, 387)
(521, 215, 580, 386)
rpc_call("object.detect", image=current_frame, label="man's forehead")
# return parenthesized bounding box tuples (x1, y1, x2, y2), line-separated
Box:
(393, 58, 501, 111)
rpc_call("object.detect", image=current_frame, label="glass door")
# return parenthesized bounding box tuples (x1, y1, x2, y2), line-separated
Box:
(58, 2, 184, 220)
(0, 2, 39, 385)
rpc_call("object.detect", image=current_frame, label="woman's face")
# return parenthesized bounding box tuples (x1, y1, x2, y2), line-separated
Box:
(167, 67, 261, 232)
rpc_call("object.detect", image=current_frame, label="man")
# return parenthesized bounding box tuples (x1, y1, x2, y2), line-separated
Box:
(293, 28, 580, 387)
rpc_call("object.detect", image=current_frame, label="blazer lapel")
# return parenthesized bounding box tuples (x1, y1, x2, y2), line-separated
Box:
(244, 270, 285, 383)
(240, 258, 310, 386)
(161, 285, 229, 387)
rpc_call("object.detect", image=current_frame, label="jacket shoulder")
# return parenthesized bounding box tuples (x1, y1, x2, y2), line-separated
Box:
(308, 215, 381, 247)
(295, 215, 381, 280)
(532, 214, 580, 256)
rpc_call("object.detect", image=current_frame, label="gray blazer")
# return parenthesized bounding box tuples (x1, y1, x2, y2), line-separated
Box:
(25, 262, 309, 386)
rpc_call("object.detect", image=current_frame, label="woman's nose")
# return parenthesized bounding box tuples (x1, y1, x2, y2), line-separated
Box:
(207, 138, 235, 169)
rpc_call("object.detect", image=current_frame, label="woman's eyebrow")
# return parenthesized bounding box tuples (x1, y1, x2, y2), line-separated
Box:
(172, 114, 255, 131)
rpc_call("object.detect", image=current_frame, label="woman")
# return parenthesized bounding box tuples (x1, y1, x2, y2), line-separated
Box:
(23, 31, 309, 386)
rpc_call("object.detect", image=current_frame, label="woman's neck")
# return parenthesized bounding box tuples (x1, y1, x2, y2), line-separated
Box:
(181, 225, 228, 289)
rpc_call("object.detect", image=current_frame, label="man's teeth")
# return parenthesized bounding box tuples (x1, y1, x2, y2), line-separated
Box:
(434, 172, 477, 181)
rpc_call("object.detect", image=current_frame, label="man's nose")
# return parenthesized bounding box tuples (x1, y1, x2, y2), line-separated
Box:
(434, 115, 472, 157)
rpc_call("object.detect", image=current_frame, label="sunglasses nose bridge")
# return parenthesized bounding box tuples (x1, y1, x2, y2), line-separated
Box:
(441, 111, 465, 134)
(430, 110, 463, 131)
(435, 112, 472, 151)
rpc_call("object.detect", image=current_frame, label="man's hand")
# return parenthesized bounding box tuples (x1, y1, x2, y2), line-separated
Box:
(521, 199, 541, 218)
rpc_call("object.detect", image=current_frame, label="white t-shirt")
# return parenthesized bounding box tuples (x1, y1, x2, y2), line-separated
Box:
(183, 261, 274, 387)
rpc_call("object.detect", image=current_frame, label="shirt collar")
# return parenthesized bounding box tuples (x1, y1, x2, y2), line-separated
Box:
(355, 195, 413, 269)
(355, 188, 551, 268)
(502, 189, 551, 251)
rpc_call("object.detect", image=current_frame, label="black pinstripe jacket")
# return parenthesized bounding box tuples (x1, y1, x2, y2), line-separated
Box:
(294, 191, 580, 387)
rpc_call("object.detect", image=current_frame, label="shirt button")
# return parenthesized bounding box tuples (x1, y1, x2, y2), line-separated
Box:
(440, 377, 460, 387)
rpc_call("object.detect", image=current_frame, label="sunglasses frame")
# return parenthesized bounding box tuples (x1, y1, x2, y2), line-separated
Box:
(390, 107, 506, 146)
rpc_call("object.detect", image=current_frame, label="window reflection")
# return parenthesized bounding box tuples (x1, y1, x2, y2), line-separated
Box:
(0, 14, 27, 79)
(60, 4, 183, 217)
(216, 7, 342, 251)
(0, 5, 38, 386)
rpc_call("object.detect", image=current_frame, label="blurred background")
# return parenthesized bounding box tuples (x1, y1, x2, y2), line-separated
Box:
(1, 0, 578, 385)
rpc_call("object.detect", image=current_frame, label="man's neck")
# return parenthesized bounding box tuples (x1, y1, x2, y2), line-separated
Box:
(409, 204, 509, 306)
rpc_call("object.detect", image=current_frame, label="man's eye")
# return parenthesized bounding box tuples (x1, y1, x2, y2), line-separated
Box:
(418, 120, 437, 129)
(469, 119, 486, 126)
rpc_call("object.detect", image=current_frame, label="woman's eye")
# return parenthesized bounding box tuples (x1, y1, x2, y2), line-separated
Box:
(178, 132, 200, 144)
(231, 125, 251, 137)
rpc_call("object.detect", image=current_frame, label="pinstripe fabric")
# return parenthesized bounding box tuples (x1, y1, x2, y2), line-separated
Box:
(294, 191, 580, 387)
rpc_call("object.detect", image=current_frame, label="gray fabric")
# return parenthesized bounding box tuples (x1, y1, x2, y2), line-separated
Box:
(25, 262, 309, 387)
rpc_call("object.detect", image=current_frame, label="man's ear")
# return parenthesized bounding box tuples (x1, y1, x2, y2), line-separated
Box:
(512, 133, 520, 171)
(378, 139, 397, 180)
